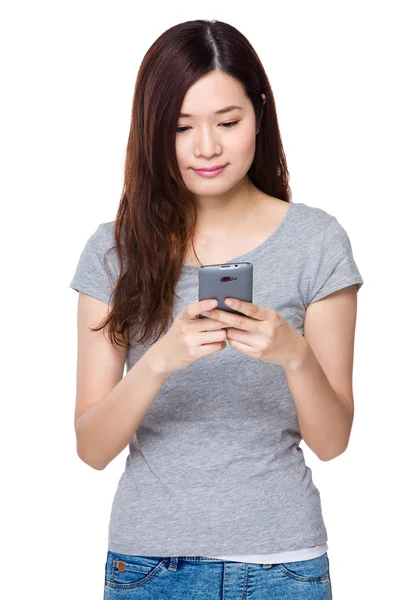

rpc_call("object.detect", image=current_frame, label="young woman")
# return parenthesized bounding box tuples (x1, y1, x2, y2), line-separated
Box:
(70, 19, 363, 599)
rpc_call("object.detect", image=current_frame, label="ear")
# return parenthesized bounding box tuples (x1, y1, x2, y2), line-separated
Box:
(256, 94, 266, 135)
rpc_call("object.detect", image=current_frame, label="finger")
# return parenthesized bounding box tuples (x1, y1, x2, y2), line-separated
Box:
(204, 307, 259, 333)
(224, 298, 265, 320)
(194, 318, 229, 331)
(183, 298, 218, 320)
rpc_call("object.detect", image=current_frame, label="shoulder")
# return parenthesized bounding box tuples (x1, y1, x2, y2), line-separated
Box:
(82, 221, 120, 277)
(81, 221, 119, 261)
(291, 201, 335, 231)
(95, 221, 116, 248)
(287, 202, 360, 276)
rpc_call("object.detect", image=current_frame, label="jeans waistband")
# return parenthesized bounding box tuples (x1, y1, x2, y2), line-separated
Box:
(165, 557, 275, 571)
(167, 556, 225, 570)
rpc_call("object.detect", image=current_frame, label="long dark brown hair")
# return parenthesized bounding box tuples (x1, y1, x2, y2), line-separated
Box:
(91, 19, 291, 349)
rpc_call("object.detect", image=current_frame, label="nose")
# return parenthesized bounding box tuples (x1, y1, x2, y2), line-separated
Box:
(193, 125, 222, 158)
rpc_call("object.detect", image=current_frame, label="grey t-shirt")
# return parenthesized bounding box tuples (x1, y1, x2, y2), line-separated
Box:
(69, 201, 364, 556)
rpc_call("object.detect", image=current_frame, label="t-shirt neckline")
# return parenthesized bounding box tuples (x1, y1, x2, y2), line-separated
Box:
(181, 201, 297, 272)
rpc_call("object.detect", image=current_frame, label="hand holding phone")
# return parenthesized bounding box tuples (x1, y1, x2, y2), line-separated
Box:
(147, 298, 229, 375)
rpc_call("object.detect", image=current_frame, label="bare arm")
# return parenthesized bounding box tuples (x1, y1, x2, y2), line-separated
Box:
(75, 351, 168, 470)
(285, 285, 358, 461)
(72, 291, 170, 471)
(76, 349, 169, 470)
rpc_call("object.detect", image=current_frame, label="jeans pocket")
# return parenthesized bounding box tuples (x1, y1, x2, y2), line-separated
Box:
(274, 552, 330, 582)
(105, 551, 168, 589)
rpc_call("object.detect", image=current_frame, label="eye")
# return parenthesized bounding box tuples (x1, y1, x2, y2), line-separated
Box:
(220, 120, 239, 128)
(176, 121, 240, 133)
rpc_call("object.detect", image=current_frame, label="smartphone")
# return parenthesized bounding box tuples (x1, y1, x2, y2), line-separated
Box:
(198, 262, 253, 319)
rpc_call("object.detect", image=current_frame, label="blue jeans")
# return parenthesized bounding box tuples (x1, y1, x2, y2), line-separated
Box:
(104, 551, 333, 599)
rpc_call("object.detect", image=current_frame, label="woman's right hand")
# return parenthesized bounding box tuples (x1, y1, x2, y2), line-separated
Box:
(146, 299, 228, 375)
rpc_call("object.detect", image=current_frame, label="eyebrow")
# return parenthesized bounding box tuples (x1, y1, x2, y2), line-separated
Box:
(179, 105, 243, 118)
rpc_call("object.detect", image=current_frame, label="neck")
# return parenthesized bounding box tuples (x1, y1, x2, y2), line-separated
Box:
(193, 176, 261, 237)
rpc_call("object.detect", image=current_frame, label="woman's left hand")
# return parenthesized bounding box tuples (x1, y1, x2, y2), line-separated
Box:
(201, 297, 307, 370)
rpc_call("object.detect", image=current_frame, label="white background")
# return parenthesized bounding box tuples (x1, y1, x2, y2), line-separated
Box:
(2, 1, 419, 598)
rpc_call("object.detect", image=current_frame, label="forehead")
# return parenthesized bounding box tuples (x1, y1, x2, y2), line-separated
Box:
(179, 72, 249, 116)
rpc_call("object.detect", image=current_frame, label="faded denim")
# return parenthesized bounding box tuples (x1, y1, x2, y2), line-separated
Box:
(104, 550, 333, 599)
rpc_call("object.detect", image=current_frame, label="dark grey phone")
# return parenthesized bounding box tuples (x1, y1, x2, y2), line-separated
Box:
(198, 262, 253, 319)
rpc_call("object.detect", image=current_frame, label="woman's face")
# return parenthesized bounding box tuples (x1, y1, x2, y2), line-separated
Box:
(176, 71, 265, 198)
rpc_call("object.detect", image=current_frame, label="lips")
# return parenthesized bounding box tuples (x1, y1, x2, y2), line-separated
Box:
(194, 164, 227, 172)
(193, 165, 227, 178)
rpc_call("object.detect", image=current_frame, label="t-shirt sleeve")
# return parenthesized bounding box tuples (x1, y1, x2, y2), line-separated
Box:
(306, 216, 364, 306)
(69, 223, 118, 306)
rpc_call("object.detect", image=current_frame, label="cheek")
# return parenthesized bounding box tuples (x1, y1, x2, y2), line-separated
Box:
(231, 127, 256, 157)
(175, 140, 187, 166)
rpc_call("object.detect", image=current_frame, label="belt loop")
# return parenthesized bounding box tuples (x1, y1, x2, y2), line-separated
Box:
(168, 556, 179, 571)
